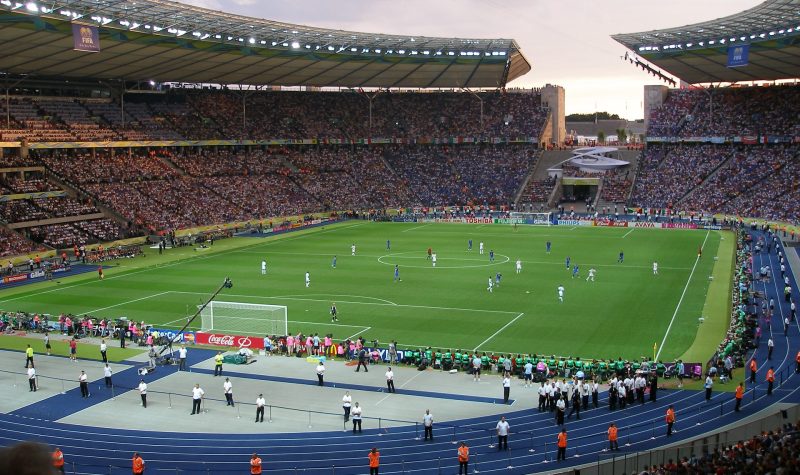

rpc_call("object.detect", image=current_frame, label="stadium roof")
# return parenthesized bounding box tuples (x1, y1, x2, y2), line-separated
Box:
(612, 0, 800, 84)
(0, 0, 531, 88)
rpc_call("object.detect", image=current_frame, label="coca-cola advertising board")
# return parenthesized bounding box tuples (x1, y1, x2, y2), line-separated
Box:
(195, 332, 264, 349)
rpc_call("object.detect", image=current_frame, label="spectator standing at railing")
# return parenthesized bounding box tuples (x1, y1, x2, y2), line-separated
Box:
(457, 442, 469, 474)
(27, 366, 36, 392)
(556, 427, 568, 461)
(665, 405, 675, 436)
(250, 453, 262, 475)
(368, 447, 380, 475)
(132, 452, 144, 475)
(734, 382, 744, 412)
(52, 447, 65, 473)
(103, 364, 112, 388)
(255, 394, 266, 423)
(496, 416, 510, 451)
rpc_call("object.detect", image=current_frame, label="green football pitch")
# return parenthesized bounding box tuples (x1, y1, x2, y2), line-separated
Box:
(0, 221, 731, 361)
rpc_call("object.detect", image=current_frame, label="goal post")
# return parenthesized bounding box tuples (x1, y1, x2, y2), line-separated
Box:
(200, 301, 288, 336)
(508, 211, 552, 225)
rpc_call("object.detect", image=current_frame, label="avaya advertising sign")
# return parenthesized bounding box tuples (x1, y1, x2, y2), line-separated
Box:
(195, 332, 264, 349)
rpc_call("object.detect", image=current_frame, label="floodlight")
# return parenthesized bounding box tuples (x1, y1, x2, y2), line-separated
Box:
(327, 46, 334, 51)
(25, 2, 37, 12)
(248, 38, 255, 44)
(291, 41, 300, 48)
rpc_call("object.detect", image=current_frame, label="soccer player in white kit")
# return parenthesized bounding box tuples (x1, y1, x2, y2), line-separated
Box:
(431, 253, 437, 267)
(557, 285, 565, 302)
(305, 272, 310, 287)
(515, 259, 522, 274)
(487, 277, 494, 292)
(479, 242, 484, 255)
(586, 268, 596, 282)
(653, 262, 658, 275)
(351, 244, 356, 256)
(261, 260, 267, 275)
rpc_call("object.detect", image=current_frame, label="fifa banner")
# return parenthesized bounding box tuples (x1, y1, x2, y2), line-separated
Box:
(727, 45, 749, 68)
(195, 332, 265, 349)
(72, 24, 100, 52)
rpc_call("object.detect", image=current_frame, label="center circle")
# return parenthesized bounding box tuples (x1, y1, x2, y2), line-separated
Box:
(377, 251, 510, 269)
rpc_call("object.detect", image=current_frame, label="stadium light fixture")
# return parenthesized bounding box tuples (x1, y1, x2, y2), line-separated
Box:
(11, 2, 21, 10)
(281, 42, 288, 46)
(24, 2, 36, 12)
(350, 47, 357, 52)
(398, 49, 405, 54)
(1, 0, 12, 6)
(305, 44, 311, 49)
(291, 41, 300, 48)
(374, 48, 381, 53)
(248, 38, 255, 44)
(327, 46, 334, 51)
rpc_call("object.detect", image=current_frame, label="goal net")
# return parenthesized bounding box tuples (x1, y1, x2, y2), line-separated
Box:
(508, 212, 552, 225)
(199, 301, 288, 336)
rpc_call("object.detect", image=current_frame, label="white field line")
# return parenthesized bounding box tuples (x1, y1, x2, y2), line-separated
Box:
(622, 228, 635, 238)
(473, 312, 525, 352)
(271, 294, 397, 305)
(83, 291, 171, 314)
(655, 231, 710, 360)
(401, 223, 432, 233)
(346, 326, 371, 340)
(0, 221, 363, 305)
(170, 291, 520, 315)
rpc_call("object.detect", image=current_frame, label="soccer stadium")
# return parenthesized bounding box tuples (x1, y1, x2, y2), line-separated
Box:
(0, 0, 798, 473)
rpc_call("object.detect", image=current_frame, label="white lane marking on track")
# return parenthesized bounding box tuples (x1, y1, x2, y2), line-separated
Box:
(655, 231, 709, 360)
(473, 312, 525, 351)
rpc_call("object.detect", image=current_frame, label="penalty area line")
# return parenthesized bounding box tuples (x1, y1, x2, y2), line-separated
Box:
(346, 326, 371, 340)
(621, 228, 635, 238)
(472, 312, 525, 352)
(83, 291, 171, 314)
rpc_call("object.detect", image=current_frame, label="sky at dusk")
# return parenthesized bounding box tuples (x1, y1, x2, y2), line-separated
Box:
(184, 0, 759, 119)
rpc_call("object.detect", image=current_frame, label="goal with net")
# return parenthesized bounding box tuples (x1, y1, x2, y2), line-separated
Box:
(199, 301, 288, 336)
(508, 212, 552, 225)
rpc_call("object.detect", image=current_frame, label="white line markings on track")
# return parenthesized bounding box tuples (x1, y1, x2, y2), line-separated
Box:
(473, 312, 525, 352)
(654, 230, 710, 360)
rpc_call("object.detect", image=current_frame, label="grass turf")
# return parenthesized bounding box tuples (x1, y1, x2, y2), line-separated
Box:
(0, 334, 144, 362)
(0, 221, 729, 362)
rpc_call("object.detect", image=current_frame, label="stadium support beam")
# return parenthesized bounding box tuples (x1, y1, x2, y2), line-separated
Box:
(156, 277, 232, 357)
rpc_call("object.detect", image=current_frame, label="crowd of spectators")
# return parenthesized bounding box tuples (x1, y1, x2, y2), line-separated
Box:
(629, 144, 732, 209)
(0, 227, 37, 258)
(646, 84, 800, 138)
(385, 144, 536, 206)
(520, 177, 556, 204)
(680, 145, 797, 216)
(599, 168, 633, 203)
(1, 89, 548, 142)
(187, 90, 547, 140)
